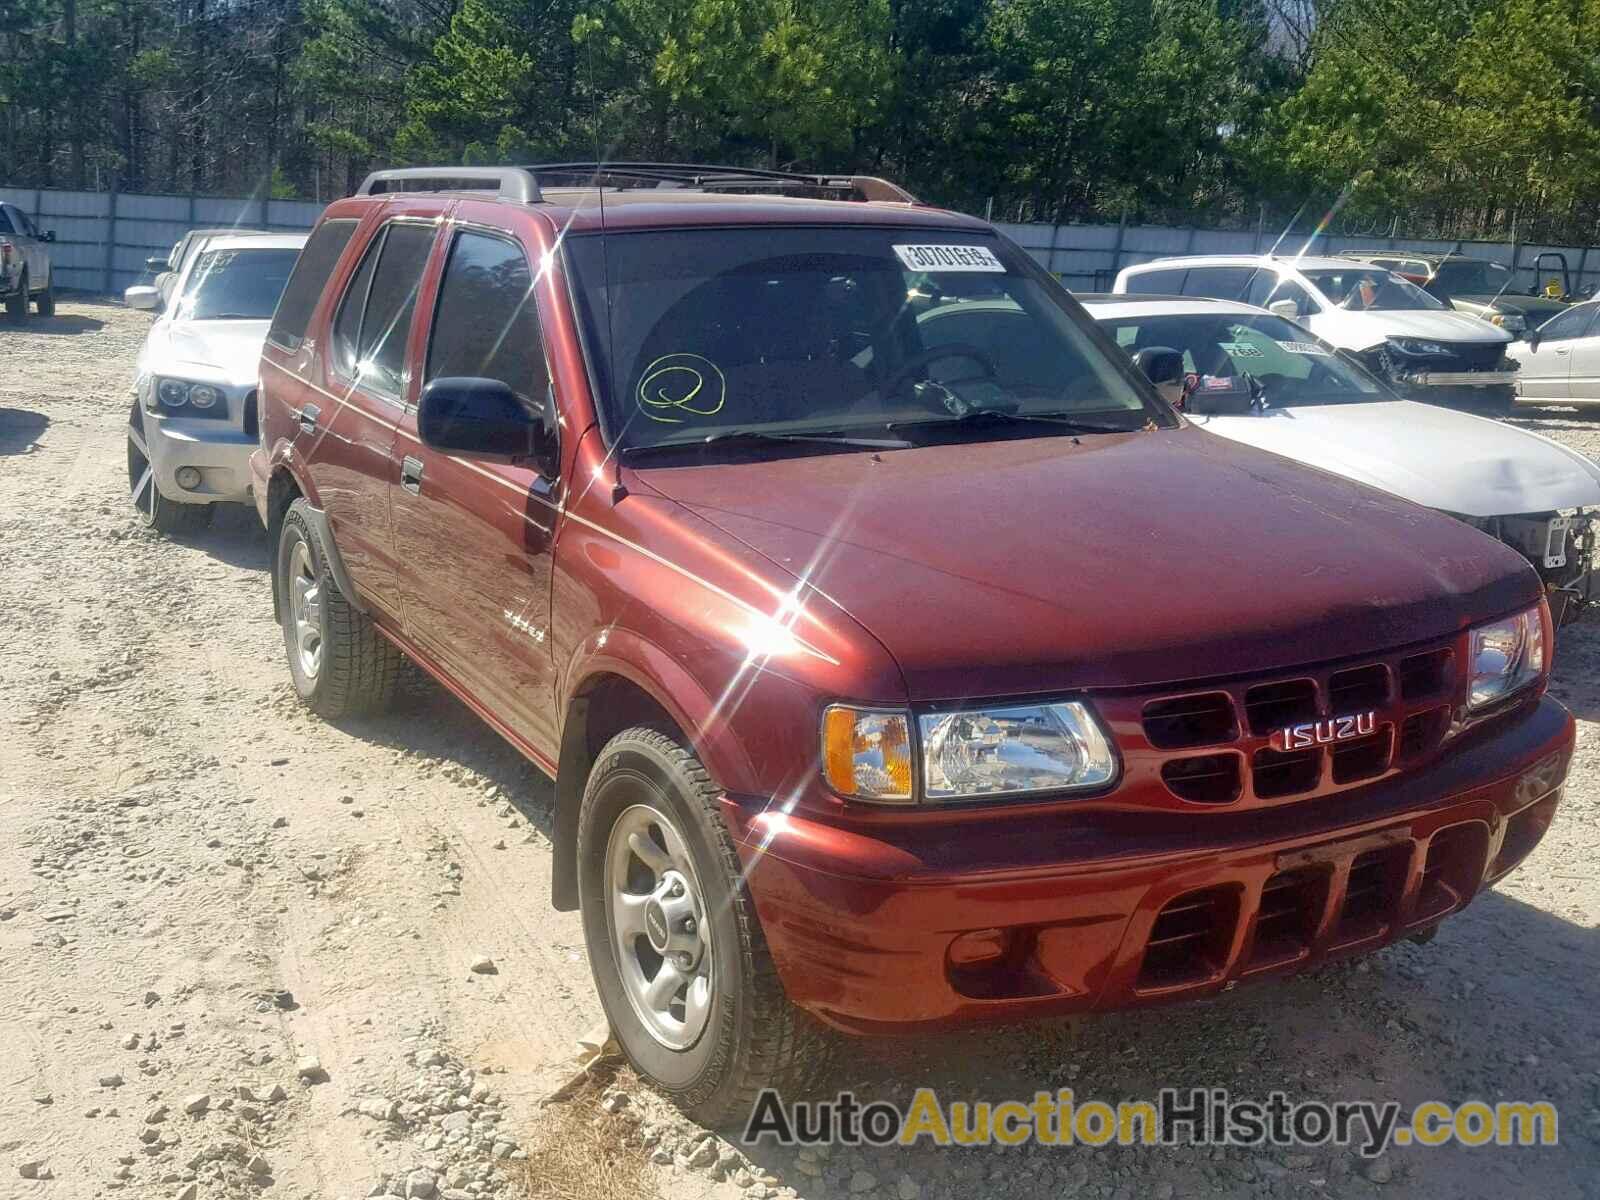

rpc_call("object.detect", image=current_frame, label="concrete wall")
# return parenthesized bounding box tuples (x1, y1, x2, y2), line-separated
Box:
(0, 185, 323, 295)
(5, 180, 1598, 300)
(998, 220, 1600, 297)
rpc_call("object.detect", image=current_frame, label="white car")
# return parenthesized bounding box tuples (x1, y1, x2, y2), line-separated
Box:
(1515, 300, 1600, 406)
(125, 232, 307, 535)
(1112, 254, 1518, 412)
(1080, 294, 1600, 623)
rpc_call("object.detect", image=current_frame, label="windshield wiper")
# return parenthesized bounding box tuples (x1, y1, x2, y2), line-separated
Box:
(887, 408, 1141, 436)
(622, 429, 911, 460)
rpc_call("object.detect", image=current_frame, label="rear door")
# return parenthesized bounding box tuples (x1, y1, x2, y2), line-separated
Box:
(1519, 304, 1597, 400)
(6, 206, 46, 286)
(389, 216, 562, 758)
(303, 214, 438, 619)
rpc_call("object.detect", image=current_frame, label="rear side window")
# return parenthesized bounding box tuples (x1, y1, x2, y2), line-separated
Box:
(268, 218, 357, 350)
(1181, 267, 1254, 301)
(0, 208, 13, 235)
(425, 231, 548, 403)
(330, 222, 435, 397)
(1125, 268, 1184, 295)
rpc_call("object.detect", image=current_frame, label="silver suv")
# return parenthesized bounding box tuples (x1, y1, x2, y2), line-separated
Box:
(1, 201, 55, 322)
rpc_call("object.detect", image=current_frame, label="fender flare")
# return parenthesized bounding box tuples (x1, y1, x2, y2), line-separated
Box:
(549, 633, 760, 910)
(269, 447, 365, 616)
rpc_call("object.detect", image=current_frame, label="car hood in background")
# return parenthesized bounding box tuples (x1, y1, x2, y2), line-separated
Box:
(1193, 400, 1600, 517)
(140, 319, 272, 389)
(1317, 308, 1513, 350)
(629, 427, 1538, 700)
(1452, 294, 1570, 322)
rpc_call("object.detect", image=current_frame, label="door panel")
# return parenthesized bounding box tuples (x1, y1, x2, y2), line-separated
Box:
(303, 218, 437, 619)
(389, 224, 561, 758)
(1563, 307, 1600, 401)
(1519, 305, 1597, 400)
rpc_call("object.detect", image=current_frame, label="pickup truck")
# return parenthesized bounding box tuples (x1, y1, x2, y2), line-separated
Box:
(252, 164, 1573, 1124)
(1, 200, 56, 322)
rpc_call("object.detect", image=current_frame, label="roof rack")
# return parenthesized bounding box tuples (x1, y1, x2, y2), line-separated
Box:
(357, 167, 540, 202)
(354, 162, 917, 205)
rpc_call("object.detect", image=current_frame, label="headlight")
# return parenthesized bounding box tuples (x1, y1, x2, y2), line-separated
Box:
(158, 378, 191, 407)
(1489, 313, 1527, 332)
(821, 706, 913, 802)
(1468, 603, 1548, 710)
(1389, 338, 1452, 357)
(187, 384, 221, 409)
(919, 702, 1116, 799)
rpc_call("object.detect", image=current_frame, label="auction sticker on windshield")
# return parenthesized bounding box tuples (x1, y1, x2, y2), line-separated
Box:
(1276, 341, 1332, 356)
(894, 244, 1005, 272)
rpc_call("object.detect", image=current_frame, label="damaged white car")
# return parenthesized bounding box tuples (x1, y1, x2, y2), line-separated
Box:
(1082, 295, 1600, 623)
(125, 231, 306, 535)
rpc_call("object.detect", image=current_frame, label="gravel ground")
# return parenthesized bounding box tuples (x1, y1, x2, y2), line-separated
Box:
(1, 299, 1597, 1200)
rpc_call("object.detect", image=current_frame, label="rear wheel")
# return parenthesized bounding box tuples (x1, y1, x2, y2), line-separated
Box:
(127, 401, 212, 536)
(5, 270, 28, 324)
(34, 279, 54, 317)
(276, 497, 401, 718)
(578, 726, 823, 1126)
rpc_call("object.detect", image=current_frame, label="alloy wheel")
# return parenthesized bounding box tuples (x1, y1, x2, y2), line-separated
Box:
(287, 539, 324, 680)
(604, 803, 715, 1050)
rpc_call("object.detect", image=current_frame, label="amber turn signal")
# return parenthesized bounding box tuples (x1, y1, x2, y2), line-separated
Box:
(821, 705, 914, 802)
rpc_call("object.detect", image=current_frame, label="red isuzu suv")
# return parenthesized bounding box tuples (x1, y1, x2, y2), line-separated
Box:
(250, 164, 1573, 1123)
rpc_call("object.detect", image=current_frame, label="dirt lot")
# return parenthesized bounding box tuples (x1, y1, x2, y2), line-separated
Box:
(1, 299, 1597, 1200)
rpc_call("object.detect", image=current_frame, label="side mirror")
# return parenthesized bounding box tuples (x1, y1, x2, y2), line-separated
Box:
(418, 376, 557, 474)
(44, 230, 55, 243)
(1132, 346, 1186, 387)
(145, 255, 169, 271)
(124, 285, 161, 311)
(1267, 299, 1301, 321)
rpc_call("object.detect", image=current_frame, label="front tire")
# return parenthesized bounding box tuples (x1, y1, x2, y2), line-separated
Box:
(127, 401, 212, 536)
(34, 279, 54, 317)
(276, 497, 401, 718)
(578, 726, 821, 1126)
(6, 271, 28, 324)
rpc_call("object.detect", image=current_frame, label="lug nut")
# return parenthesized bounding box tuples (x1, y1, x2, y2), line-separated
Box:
(675, 953, 693, 970)
(670, 880, 685, 897)
(681, 917, 696, 935)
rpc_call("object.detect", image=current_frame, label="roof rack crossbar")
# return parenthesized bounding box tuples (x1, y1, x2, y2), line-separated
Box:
(356, 167, 541, 203)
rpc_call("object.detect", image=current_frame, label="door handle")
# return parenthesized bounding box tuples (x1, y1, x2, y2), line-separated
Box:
(296, 402, 320, 434)
(1555, 347, 1571, 356)
(400, 456, 424, 495)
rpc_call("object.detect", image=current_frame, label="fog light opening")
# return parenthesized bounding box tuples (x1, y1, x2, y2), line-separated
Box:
(949, 927, 1011, 969)
(175, 466, 202, 490)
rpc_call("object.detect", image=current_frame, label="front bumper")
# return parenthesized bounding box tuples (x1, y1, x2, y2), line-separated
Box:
(144, 411, 255, 504)
(730, 695, 1572, 1034)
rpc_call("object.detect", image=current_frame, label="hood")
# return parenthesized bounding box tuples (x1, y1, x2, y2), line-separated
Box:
(1451, 295, 1570, 322)
(1318, 307, 1512, 350)
(627, 428, 1538, 701)
(1194, 401, 1600, 518)
(142, 319, 271, 389)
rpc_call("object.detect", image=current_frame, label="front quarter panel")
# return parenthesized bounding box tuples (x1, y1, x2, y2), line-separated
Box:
(550, 431, 906, 803)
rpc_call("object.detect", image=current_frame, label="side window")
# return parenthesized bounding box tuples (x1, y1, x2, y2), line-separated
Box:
(9, 207, 35, 237)
(1124, 269, 1185, 295)
(331, 238, 381, 377)
(425, 231, 548, 405)
(268, 218, 358, 350)
(1538, 304, 1599, 342)
(0, 207, 14, 235)
(1181, 268, 1254, 301)
(1247, 273, 1316, 316)
(331, 222, 435, 396)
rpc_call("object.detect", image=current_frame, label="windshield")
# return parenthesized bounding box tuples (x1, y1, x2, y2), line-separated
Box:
(1431, 260, 1513, 295)
(1096, 312, 1390, 408)
(175, 247, 301, 320)
(564, 228, 1170, 457)
(1301, 267, 1444, 312)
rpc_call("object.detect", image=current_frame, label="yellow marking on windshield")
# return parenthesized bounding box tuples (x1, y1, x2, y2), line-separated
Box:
(637, 354, 727, 423)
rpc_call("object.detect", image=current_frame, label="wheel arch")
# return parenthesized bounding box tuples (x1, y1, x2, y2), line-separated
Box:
(549, 657, 755, 912)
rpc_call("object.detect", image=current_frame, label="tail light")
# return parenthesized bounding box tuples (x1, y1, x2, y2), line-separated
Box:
(0, 240, 12, 267)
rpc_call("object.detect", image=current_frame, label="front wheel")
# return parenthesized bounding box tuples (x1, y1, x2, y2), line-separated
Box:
(127, 401, 212, 536)
(578, 727, 823, 1126)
